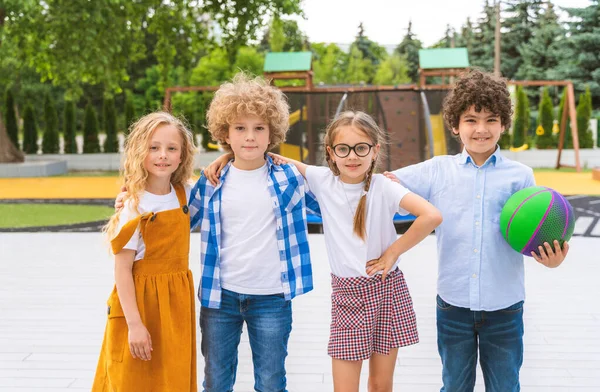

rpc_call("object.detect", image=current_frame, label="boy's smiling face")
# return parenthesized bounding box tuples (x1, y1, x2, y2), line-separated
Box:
(453, 105, 505, 165)
(226, 114, 270, 170)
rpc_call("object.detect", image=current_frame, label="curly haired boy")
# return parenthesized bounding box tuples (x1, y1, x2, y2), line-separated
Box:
(188, 73, 320, 392)
(388, 69, 568, 391)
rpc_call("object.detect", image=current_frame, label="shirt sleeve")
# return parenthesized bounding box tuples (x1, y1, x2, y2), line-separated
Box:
(390, 159, 435, 201)
(523, 167, 536, 188)
(379, 175, 412, 216)
(188, 175, 204, 231)
(117, 201, 141, 251)
(304, 165, 328, 201)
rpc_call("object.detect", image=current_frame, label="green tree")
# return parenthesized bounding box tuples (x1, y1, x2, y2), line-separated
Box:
(517, 2, 565, 81)
(312, 43, 347, 85)
(373, 54, 410, 85)
(346, 46, 371, 85)
(557, 88, 573, 148)
(268, 15, 286, 52)
(4, 88, 18, 148)
(63, 100, 77, 154)
(455, 18, 475, 53)
(576, 87, 594, 148)
(559, 1, 600, 98)
(535, 88, 555, 149)
(395, 21, 422, 82)
(103, 97, 118, 152)
(42, 94, 59, 154)
(201, 0, 303, 63)
(83, 102, 100, 153)
(469, 1, 495, 72)
(124, 93, 136, 136)
(233, 47, 265, 76)
(512, 86, 527, 148)
(22, 104, 38, 154)
(501, 0, 544, 79)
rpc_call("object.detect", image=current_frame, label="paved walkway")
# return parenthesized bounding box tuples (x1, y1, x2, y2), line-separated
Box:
(0, 233, 598, 391)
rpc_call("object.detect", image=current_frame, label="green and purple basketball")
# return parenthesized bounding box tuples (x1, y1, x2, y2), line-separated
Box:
(500, 186, 574, 256)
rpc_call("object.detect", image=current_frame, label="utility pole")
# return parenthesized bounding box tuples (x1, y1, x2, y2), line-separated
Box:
(494, 0, 501, 77)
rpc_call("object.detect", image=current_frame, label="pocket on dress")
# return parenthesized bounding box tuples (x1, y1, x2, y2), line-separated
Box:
(332, 294, 364, 329)
(106, 293, 127, 362)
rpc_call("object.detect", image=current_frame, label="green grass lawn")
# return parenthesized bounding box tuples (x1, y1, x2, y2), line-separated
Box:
(0, 204, 114, 228)
(532, 167, 593, 173)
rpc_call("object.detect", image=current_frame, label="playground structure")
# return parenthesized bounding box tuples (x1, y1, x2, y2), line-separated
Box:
(163, 49, 582, 172)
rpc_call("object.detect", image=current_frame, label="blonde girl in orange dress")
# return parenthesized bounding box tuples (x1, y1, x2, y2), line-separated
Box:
(92, 112, 197, 391)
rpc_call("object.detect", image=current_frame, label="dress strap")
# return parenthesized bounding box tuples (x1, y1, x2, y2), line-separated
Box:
(174, 184, 187, 208)
(110, 212, 153, 255)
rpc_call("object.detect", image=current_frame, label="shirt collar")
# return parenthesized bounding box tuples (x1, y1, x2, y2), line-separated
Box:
(218, 154, 275, 182)
(458, 145, 503, 167)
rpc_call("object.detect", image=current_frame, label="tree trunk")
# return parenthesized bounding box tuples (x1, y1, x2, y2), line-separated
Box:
(0, 111, 25, 163)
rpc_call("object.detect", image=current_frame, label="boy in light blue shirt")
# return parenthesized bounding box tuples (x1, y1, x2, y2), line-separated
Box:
(389, 69, 569, 392)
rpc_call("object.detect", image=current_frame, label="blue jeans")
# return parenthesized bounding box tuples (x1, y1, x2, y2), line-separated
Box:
(200, 289, 293, 392)
(436, 295, 524, 392)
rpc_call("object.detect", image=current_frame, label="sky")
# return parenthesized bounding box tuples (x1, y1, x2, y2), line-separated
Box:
(293, 0, 593, 48)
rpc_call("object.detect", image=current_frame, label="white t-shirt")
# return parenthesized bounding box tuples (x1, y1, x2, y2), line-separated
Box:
(305, 166, 411, 277)
(118, 183, 192, 261)
(219, 163, 283, 295)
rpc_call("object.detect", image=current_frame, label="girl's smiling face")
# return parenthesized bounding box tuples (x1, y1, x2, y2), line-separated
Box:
(327, 125, 380, 184)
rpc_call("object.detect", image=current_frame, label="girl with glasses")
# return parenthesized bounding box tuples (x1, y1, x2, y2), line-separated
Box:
(269, 110, 443, 391)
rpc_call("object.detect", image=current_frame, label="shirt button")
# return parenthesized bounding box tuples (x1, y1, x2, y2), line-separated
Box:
(473, 249, 478, 253)
(475, 221, 480, 225)
(476, 194, 481, 199)
(472, 274, 477, 278)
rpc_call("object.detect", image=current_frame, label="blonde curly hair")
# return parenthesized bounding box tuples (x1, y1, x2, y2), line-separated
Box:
(103, 112, 196, 243)
(206, 72, 290, 152)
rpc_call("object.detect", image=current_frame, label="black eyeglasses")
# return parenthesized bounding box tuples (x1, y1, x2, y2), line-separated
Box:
(332, 143, 374, 158)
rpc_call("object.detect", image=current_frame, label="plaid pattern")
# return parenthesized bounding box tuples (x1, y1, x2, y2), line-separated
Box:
(188, 156, 320, 309)
(328, 269, 419, 361)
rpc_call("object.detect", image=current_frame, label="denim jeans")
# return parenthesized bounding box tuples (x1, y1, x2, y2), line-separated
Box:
(436, 295, 524, 392)
(200, 289, 293, 392)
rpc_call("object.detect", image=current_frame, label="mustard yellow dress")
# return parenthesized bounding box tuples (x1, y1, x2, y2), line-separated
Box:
(92, 184, 197, 391)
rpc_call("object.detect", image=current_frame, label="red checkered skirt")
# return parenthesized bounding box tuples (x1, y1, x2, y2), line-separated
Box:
(328, 268, 419, 361)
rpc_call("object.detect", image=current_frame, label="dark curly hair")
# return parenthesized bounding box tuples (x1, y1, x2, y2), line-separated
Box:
(442, 69, 512, 136)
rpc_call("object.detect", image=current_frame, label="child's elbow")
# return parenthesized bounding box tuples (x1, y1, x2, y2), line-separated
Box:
(428, 209, 443, 227)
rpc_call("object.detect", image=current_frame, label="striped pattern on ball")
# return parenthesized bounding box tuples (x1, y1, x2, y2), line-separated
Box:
(499, 186, 575, 256)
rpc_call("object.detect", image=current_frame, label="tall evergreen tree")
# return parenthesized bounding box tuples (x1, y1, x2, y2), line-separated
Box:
(83, 102, 101, 153)
(501, 0, 544, 79)
(559, 1, 600, 99)
(63, 100, 77, 154)
(42, 94, 59, 154)
(518, 2, 565, 81)
(4, 88, 19, 149)
(557, 88, 573, 148)
(535, 88, 555, 149)
(349, 23, 387, 84)
(512, 86, 527, 148)
(103, 97, 118, 152)
(22, 105, 38, 154)
(395, 21, 422, 83)
(455, 18, 475, 54)
(576, 87, 594, 148)
(469, 1, 495, 72)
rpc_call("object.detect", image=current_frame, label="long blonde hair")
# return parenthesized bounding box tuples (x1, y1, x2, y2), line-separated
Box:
(103, 112, 196, 242)
(324, 111, 387, 241)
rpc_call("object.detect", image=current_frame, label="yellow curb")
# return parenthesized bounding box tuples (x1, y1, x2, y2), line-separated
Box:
(0, 172, 599, 199)
(0, 177, 122, 199)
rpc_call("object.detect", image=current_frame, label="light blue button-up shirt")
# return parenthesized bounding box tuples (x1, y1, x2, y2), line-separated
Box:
(392, 147, 535, 311)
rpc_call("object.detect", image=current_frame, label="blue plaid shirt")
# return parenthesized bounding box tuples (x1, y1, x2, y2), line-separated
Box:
(188, 156, 320, 308)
